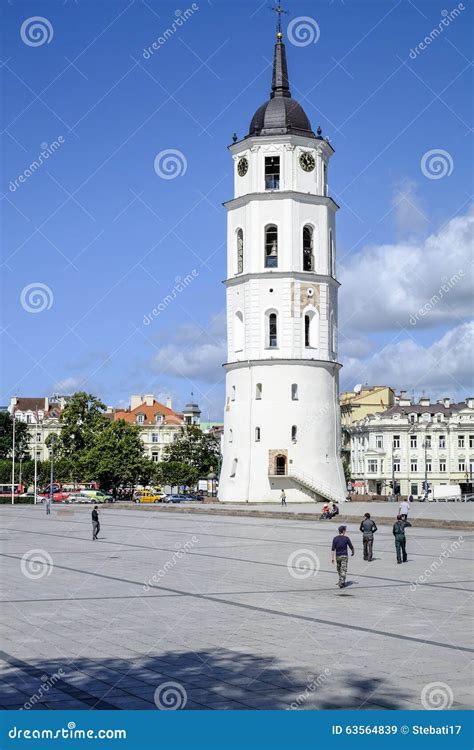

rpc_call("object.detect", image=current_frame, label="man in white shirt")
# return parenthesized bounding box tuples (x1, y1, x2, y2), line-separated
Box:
(399, 499, 410, 520)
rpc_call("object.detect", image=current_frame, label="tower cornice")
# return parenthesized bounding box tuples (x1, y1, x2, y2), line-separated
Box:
(224, 190, 339, 212)
(223, 271, 340, 288)
(229, 133, 334, 156)
(223, 358, 342, 372)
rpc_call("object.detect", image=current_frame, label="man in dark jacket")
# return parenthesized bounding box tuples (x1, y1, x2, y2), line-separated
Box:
(393, 514, 412, 563)
(359, 512, 378, 561)
(331, 525, 355, 588)
(92, 506, 100, 541)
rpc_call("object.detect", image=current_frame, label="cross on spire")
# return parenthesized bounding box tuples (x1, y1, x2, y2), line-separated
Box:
(271, 2, 288, 38)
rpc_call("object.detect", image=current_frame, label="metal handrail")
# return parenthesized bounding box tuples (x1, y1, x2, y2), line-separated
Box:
(289, 468, 340, 499)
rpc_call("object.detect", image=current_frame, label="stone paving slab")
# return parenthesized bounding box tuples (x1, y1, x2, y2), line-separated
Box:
(0, 505, 472, 710)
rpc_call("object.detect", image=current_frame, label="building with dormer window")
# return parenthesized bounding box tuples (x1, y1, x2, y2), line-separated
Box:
(349, 394, 474, 497)
(112, 394, 200, 462)
(8, 396, 66, 461)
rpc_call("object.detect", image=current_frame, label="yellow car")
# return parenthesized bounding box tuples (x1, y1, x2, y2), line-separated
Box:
(135, 491, 163, 504)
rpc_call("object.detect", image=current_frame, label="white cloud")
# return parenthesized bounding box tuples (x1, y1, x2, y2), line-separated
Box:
(340, 321, 474, 401)
(339, 208, 473, 333)
(391, 179, 428, 237)
(150, 311, 226, 384)
(339, 335, 373, 359)
(53, 376, 85, 394)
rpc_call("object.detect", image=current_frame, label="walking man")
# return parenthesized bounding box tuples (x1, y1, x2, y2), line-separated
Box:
(399, 498, 410, 521)
(393, 514, 412, 563)
(92, 505, 100, 541)
(359, 512, 377, 561)
(331, 525, 354, 588)
(45, 496, 51, 516)
(280, 490, 287, 507)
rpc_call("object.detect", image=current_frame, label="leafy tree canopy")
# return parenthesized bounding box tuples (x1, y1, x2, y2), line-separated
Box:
(162, 426, 220, 476)
(155, 461, 199, 490)
(0, 412, 29, 460)
(84, 419, 146, 493)
(57, 392, 108, 458)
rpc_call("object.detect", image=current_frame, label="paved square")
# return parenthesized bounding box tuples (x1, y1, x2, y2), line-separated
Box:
(0, 505, 472, 710)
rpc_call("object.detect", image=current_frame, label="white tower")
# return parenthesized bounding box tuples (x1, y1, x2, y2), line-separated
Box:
(218, 27, 346, 504)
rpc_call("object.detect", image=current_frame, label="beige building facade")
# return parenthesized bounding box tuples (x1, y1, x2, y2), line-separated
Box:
(9, 396, 64, 461)
(349, 395, 474, 497)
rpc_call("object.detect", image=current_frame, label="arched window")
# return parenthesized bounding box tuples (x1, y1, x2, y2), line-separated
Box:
(230, 458, 238, 477)
(236, 228, 243, 274)
(256, 383, 262, 400)
(234, 310, 244, 353)
(231, 385, 236, 401)
(291, 425, 297, 442)
(291, 383, 298, 400)
(267, 312, 278, 348)
(255, 427, 261, 442)
(323, 163, 328, 196)
(304, 309, 319, 349)
(304, 314, 310, 347)
(264, 225, 278, 268)
(329, 310, 336, 355)
(329, 229, 334, 276)
(303, 225, 314, 271)
(229, 428, 233, 443)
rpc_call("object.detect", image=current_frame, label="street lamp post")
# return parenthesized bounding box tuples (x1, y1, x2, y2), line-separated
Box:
(11, 414, 16, 505)
(423, 437, 428, 497)
(49, 436, 56, 506)
(34, 447, 38, 505)
(33, 415, 42, 505)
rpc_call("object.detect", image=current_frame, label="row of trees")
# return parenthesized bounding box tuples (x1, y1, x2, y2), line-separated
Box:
(1, 392, 220, 495)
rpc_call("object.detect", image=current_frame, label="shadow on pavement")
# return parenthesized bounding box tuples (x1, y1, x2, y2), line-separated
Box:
(0, 647, 405, 710)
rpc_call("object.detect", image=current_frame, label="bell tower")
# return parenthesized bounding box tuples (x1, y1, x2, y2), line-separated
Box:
(218, 20, 346, 504)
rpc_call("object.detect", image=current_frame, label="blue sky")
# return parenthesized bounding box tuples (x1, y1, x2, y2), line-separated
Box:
(1, 0, 473, 418)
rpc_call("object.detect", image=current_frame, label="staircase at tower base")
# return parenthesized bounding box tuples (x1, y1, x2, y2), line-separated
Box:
(287, 468, 346, 504)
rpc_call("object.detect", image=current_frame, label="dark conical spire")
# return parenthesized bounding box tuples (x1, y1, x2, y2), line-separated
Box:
(271, 38, 291, 99)
(246, 14, 315, 139)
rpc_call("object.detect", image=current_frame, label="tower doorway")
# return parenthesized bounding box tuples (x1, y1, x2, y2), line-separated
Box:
(275, 455, 287, 476)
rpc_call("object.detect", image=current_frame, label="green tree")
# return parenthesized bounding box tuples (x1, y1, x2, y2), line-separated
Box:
(342, 453, 351, 483)
(84, 419, 146, 494)
(57, 392, 108, 458)
(162, 426, 220, 476)
(155, 461, 199, 490)
(0, 412, 29, 460)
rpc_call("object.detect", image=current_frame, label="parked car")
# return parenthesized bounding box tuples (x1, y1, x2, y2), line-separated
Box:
(135, 491, 164, 504)
(67, 493, 100, 504)
(78, 490, 113, 502)
(39, 491, 70, 503)
(185, 493, 204, 502)
(163, 494, 188, 504)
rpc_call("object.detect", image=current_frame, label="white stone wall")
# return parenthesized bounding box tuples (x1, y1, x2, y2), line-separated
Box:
(219, 361, 346, 502)
(227, 198, 336, 276)
(231, 135, 332, 198)
(220, 130, 345, 503)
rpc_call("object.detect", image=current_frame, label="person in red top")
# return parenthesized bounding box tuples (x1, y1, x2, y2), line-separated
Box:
(331, 525, 355, 588)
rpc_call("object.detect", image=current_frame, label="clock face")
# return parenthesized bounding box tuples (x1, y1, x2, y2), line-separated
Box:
(299, 151, 315, 172)
(237, 157, 248, 177)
